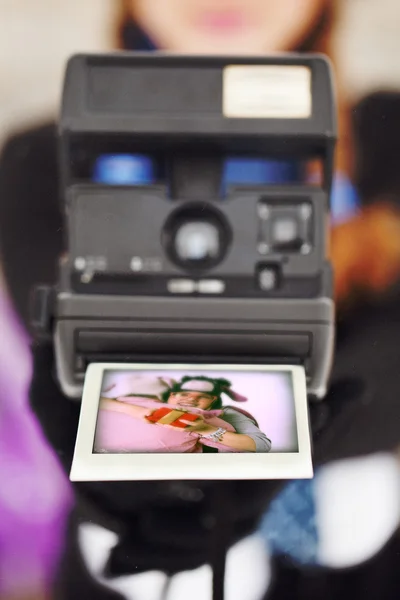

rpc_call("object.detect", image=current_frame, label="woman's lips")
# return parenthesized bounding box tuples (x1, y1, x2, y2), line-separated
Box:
(197, 11, 249, 34)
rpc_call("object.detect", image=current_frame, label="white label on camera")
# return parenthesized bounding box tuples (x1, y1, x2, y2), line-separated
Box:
(223, 65, 312, 119)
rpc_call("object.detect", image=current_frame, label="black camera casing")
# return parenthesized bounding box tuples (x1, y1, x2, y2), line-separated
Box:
(34, 52, 337, 400)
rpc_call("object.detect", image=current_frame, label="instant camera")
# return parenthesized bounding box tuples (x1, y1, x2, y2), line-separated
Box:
(33, 52, 336, 401)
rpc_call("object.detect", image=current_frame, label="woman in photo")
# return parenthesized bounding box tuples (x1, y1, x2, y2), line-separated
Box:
(95, 376, 272, 453)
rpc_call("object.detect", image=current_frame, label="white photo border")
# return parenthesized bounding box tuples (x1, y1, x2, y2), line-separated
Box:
(70, 363, 313, 481)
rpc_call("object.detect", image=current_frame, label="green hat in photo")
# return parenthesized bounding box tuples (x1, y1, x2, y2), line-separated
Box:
(161, 375, 248, 404)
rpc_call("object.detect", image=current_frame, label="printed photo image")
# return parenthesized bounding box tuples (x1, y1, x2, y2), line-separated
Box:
(93, 368, 299, 454)
(70, 363, 311, 481)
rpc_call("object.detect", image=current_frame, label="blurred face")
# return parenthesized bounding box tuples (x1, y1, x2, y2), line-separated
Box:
(131, 0, 325, 55)
(167, 391, 217, 410)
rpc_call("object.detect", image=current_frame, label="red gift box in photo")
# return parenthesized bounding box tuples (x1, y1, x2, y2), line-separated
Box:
(146, 407, 200, 428)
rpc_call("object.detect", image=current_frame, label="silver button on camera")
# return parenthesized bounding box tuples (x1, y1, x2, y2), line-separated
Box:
(167, 279, 196, 293)
(198, 280, 225, 294)
(130, 256, 144, 272)
(257, 266, 279, 291)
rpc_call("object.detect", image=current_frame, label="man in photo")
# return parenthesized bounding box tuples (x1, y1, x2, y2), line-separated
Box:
(95, 375, 272, 454)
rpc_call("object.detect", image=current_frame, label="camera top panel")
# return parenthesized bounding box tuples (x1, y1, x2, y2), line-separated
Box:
(61, 52, 336, 143)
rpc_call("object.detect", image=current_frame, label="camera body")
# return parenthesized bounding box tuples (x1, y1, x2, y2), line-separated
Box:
(34, 52, 336, 400)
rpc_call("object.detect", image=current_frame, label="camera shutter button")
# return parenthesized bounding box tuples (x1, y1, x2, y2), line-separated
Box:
(257, 264, 280, 291)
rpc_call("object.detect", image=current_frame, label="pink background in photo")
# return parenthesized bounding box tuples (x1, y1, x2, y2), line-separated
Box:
(101, 369, 298, 452)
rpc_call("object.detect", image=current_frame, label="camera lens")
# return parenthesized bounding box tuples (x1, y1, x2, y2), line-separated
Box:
(163, 204, 231, 270)
(175, 222, 219, 262)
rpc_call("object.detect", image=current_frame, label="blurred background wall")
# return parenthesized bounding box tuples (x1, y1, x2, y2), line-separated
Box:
(333, 0, 400, 101)
(1, 0, 400, 148)
(0, 0, 117, 146)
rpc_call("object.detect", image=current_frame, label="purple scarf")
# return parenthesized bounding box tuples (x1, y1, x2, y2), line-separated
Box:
(0, 284, 72, 597)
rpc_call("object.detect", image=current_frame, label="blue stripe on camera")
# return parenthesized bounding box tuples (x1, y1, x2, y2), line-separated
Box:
(93, 154, 155, 185)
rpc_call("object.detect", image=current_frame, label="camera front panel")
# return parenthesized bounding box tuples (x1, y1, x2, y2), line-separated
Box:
(67, 184, 327, 300)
